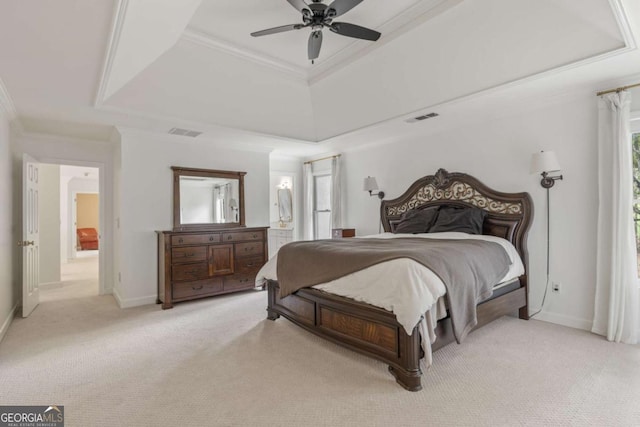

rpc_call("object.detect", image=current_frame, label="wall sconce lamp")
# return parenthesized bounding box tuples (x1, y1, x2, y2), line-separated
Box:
(363, 176, 385, 199)
(529, 150, 563, 318)
(530, 151, 563, 188)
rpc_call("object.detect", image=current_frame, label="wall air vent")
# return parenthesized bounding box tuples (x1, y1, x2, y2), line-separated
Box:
(168, 127, 202, 137)
(405, 112, 439, 123)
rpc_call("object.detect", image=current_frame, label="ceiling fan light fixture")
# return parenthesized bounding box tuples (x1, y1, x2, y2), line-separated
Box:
(250, 0, 381, 63)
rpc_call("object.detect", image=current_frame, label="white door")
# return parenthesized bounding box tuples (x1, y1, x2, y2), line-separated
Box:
(22, 154, 40, 317)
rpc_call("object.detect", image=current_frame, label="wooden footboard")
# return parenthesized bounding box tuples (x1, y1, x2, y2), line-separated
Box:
(267, 280, 423, 391)
(267, 278, 527, 391)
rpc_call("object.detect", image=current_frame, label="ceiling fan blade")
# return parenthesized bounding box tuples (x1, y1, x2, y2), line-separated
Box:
(286, 0, 309, 13)
(308, 31, 323, 60)
(251, 24, 303, 37)
(330, 22, 380, 41)
(327, 0, 363, 17)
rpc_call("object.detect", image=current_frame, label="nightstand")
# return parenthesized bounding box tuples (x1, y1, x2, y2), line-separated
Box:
(332, 228, 355, 239)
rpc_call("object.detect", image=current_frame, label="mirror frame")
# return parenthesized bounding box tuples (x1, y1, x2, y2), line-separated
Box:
(172, 166, 246, 231)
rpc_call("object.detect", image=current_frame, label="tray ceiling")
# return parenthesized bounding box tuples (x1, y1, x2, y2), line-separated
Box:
(0, 0, 638, 147)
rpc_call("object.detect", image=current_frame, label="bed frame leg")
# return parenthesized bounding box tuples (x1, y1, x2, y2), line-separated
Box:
(388, 366, 422, 392)
(519, 306, 529, 320)
(267, 309, 280, 321)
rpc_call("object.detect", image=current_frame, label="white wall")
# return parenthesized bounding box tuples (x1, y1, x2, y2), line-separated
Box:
(38, 163, 60, 284)
(0, 110, 16, 341)
(338, 94, 598, 330)
(115, 129, 271, 307)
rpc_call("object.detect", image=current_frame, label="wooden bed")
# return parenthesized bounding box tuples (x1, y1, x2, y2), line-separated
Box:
(266, 168, 533, 391)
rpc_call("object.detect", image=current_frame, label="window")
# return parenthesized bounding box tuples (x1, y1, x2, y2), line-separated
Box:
(313, 174, 331, 239)
(633, 132, 640, 274)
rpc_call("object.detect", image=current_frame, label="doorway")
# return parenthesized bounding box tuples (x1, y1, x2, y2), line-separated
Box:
(38, 164, 100, 302)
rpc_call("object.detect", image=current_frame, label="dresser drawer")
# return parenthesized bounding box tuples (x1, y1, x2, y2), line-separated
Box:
(172, 262, 209, 282)
(223, 273, 257, 291)
(173, 278, 223, 300)
(235, 256, 264, 274)
(235, 241, 265, 258)
(171, 246, 207, 263)
(171, 234, 221, 246)
(222, 230, 264, 243)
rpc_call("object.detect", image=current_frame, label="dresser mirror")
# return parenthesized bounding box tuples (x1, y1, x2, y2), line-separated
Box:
(172, 166, 246, 230)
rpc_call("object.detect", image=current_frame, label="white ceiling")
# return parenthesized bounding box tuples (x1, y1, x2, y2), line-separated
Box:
(1, 0, 639, 153)
(188, 0, 450, 77)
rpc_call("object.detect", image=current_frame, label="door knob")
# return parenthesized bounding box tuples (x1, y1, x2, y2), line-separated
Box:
(17, 241, 34, 247)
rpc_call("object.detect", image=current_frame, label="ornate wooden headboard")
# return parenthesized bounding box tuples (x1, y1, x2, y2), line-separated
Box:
(380, 169, 533, 267)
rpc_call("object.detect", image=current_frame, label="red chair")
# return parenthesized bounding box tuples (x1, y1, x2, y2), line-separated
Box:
(77, 228, 99, 250)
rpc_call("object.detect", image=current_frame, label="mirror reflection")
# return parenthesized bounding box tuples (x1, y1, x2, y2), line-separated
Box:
(172, 166, 245, 230)
(179, 176, 240, 224)
(277, 188, 292, 223)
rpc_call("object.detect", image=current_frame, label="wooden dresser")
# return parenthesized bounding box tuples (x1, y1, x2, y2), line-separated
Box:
(156, 227, 268, 309)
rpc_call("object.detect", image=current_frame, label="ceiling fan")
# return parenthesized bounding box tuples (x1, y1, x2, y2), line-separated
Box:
(250, 0, 381, 63)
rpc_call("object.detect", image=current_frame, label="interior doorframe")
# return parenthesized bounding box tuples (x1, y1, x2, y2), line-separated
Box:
(38, 158, 107, 296)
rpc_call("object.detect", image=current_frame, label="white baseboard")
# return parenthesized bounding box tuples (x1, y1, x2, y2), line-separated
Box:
(112, 287, 157, 309)
(0, 302, 18, 344)
(534, 310, 593, 331)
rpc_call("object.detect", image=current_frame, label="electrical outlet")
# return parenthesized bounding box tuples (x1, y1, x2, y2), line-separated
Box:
(552, 282, 561, 293)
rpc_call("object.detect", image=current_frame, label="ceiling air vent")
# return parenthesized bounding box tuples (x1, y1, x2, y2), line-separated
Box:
(168, 127, 202, 138)
(405, 113, 439, 123)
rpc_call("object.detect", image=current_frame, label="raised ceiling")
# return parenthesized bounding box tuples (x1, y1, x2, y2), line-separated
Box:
(0, 0, 639, 150)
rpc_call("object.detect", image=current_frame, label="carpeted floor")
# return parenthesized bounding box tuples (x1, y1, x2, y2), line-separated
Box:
(1, 258, 639, 426)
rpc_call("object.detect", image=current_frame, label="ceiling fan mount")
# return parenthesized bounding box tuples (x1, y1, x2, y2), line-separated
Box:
(250, 0, 381, 63)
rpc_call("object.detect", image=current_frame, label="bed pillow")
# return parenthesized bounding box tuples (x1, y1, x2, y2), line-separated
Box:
(429, 205, 487, 234)
(393, 207, 439, 234)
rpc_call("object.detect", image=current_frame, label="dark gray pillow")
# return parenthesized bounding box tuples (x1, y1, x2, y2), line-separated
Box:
(393, 207, 439, 234)
(429, 206, 487, 234)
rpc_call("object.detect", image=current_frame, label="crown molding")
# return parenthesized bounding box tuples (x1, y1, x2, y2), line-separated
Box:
(0, 76, 17, 121)
(94, 0, 129, 106)
(182, 28, 308, 82)
(609, 0, 637, 50)
(98, 102, 316, 143)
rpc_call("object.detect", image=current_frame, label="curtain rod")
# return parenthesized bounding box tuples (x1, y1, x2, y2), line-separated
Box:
(303, 154, 341, 165)
(596, 82, 640, 96)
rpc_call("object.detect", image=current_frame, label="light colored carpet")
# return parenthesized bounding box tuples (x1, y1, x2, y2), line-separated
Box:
(1, 265, 639, 426)
(39, 254, 99, 301)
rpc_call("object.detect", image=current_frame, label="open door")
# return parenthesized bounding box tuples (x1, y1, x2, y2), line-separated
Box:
(21, 154, 40, 317)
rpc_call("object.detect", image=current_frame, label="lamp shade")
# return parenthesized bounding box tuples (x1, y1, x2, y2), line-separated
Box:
(363, 176, 378, 192)
(530, 151, 561, 174)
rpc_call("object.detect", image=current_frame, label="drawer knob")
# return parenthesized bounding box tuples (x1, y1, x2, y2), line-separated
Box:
(246, 263, 254, 267)
(178, 238, 184, 243)
(189, 269, 199, 275)
(209, 236, 215, 241)
(252, 234, 257, 238)
(192, 285, 204, 290)
(185, 253, 195, 258)
(227, 236, 232, 240)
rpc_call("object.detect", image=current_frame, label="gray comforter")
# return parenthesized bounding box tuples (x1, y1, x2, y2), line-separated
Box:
(276, 237, 511, 342)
